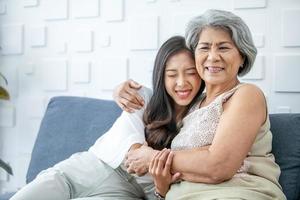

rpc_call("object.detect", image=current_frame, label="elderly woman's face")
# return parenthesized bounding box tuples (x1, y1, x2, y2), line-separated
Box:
(194, 27, 243, 86)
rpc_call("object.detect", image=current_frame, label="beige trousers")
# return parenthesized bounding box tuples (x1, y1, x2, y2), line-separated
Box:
(10, 151, 155, 200)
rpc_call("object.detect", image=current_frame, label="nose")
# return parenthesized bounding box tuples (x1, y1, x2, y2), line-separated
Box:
(207, 48, 220, 62)
(176, 74, 186, 87)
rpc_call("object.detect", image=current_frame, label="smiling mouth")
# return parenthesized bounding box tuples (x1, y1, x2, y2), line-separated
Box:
(176, 90, 192, 99)
(205, 66, 224, 73)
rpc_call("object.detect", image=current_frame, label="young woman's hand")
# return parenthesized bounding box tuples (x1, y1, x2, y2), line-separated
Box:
(113, 79, 144, 113)
(149, 148, 181, 197)
(125, 143, 159, 176)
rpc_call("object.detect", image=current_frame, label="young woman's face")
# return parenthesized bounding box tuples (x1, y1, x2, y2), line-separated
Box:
(194, 27, 244, 86)
(164, 50, 201, 111)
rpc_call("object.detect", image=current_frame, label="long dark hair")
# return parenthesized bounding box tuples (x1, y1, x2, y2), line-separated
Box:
(143, 36, 205, 150)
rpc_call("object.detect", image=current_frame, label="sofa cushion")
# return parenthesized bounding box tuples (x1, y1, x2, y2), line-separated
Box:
(270, 113, 300, 200)
(26, 96, 122, 183)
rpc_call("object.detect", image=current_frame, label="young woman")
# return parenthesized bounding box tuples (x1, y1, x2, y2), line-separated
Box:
(11, 36, 204, 200)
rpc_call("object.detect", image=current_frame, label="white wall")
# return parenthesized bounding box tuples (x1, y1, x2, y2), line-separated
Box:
(0, 0, 299, 193)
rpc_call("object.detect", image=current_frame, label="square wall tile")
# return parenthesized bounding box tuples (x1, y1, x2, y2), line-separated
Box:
(98, 57, 127, 90)
(72, 30, 93, 52)
(274, 55, 300, 92)
(281, 9, 300, 47)
(0, 102, 15, 127)
(42, 59, 68, 91)
(23, 0, 39, 7)
(71, 0, 99, 18)
(242, 56, 265, 80)
(43, 0, 68, 20)
(0, 24, 24, 55)
(129, 16, 159, 50)
(276, 106, 291, 113)
(253, 34, 265, 48)
(103, 0, 124, 21)
(29, 26, 46, 47)
(71, 60, 91, 83)
(0, 2, 7, 14)
(233, 0, 267, 9)
(129, 58, 153, 88)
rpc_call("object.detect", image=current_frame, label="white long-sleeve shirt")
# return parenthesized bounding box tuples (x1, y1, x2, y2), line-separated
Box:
(88, 87, 152, 169)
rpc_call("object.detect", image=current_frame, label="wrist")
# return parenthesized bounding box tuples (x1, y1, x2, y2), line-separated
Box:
(154, 190, 165, 200)
(128, 143, 142, 152)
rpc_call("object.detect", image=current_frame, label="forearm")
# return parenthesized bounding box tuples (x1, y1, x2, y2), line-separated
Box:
(171, 146, 231, 183)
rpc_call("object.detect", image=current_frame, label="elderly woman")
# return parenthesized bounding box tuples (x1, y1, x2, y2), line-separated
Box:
(115, 9, 286, 200)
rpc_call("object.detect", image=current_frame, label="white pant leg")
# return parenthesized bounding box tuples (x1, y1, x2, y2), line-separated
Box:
(10, 151, 115, 200)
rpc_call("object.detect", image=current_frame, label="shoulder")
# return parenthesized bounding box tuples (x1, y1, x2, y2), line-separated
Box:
(227, 83, 266, 115)
(224, 83, 267, 123)
(137, 86, 153, 105)
(234, 83, 265, 104)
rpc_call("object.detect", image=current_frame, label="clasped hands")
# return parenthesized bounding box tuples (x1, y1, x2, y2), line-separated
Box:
(125, 143, 181, 197)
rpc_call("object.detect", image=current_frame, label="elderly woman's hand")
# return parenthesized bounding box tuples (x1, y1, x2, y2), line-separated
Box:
(149, 148, 181, 198)
(113, 79, 145, 113)
(125, 143, 159, 176)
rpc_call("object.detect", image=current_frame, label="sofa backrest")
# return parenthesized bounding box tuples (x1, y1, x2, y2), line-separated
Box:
(270, 113, 300, 200)
(26, 96, 122, 183)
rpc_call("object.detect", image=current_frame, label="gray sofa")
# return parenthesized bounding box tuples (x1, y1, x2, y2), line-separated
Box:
(0, 96, 299, 200)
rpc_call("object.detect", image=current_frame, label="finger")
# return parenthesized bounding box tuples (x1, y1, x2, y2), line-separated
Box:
(126, 81, 145, 106)
(171, 172, 181, 183)
(157, 149, 170, 171)
(150, 149, 163, 174)
(119, 92, 143, 110)
(128, 79, 142, 89)
(120, 98, 143, 110)
(127, 165, 135, 174)
(164, 150, 174, 172)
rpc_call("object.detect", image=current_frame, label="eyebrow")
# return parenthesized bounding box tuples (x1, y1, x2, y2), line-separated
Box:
(198, 41, 233, 45)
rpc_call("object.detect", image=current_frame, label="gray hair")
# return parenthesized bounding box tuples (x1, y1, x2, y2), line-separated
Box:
(185, 9, 257, 76)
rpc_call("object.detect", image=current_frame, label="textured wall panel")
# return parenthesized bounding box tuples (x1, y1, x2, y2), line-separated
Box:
(42, 59, 68, 91)
(99, 35, 111, 47)
(253, 34, 265, 48)
(98, 57, 127, 90)
(24, 62, 35, 75)
(0, 102, 15, 127)
(55, 42, 68, 54)
(129, 16, 159, 50)
(71, 60, 91, 83)
(0, 24, 24, 55)
(43, 0, 68, 20)
(233, 0, 267, 9)
(276, 106, 291, 113)
(274, 55, 300, 92)
(23, 0, 39, 7)
(103, 0, 124, 21)
(242, 56, 265, 80)
(72, 30, 93, 52)
(171, 14, 194, 35)
(0, 2, 6, 14)
(129, 58, 153, 88)
(71, 0, 99, 19)
(281, 9, 300, 46)
(29, 26, 46, 47)
(25, 97, 46, 118)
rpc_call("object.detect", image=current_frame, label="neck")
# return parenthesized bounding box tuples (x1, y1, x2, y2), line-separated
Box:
(174, 105, 186, 122)
(204, 79, 240, 104)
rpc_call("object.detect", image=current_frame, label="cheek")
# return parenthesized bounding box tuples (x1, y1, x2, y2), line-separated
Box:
(164, 77, 173, 95)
